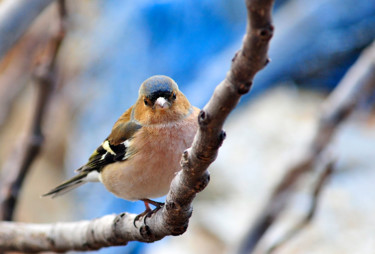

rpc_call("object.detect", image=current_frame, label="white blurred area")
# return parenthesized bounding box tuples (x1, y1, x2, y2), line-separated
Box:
(147, 86, 375, 254)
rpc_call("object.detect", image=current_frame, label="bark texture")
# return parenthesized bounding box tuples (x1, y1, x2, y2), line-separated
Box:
(238, 40, 375, 254)
(0, 0, 274, 252)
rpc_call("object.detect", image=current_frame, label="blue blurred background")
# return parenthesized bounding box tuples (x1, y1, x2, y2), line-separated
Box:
(61, 0, 374, 253)
(1, 0, 375, 253)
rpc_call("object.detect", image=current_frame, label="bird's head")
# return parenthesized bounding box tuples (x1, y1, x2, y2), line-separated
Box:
(135, 75, 192, 124)
(139, 75, 178, 110)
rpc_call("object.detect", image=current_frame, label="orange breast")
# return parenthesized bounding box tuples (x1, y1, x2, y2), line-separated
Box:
(100, 108, 199, 201)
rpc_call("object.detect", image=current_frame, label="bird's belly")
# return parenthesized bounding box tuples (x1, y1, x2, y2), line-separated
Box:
(100, 120, 197, 201)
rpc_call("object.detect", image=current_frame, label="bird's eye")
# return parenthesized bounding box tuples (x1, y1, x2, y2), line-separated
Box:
(144, 99, 149, 106)
(172, 93, 176, 100)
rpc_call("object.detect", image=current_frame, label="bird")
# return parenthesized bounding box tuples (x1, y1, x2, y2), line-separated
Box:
(44, 75, 199, 222)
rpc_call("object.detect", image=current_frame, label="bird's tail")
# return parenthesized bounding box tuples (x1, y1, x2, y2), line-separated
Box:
(43, 172, 88, 198)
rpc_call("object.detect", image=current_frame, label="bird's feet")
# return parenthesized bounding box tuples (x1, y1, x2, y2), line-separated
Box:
(133, 199, 164, 227)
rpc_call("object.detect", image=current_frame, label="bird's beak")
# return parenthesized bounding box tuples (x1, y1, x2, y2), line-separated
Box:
(154, 97, 170, 109)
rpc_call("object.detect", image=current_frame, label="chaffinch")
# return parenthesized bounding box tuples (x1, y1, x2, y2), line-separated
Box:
(44, 75, 199, 219)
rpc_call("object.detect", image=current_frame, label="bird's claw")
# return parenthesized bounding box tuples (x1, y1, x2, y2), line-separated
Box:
(133, 201, 164, 228)
(133, 210, 150, 227)
(143, 204, 163, 222)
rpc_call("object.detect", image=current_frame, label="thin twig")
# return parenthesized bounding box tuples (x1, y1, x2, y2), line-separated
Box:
(0, 0, 66, 221)
(0, 0, 275, 251)
(267, 160, 334, 254)
(238, 40, 375, 254)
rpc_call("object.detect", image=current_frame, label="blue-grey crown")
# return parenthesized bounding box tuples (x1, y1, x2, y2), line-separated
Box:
(140, 75, 178, 102)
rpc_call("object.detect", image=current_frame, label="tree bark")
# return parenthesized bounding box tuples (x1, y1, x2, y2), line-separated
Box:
(0, 0, 275, 252)
(238, 39, 375, 254)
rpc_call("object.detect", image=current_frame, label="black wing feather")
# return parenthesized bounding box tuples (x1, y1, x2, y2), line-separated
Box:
(78, 120, 142, 173)
(43, 120, 141, 197)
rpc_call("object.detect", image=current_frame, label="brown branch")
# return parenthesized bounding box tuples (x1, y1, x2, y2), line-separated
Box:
(267, 160, 334, 254)
(237, 40, 375, 254)
(0, 0, 275, 252)
(0, 0, 66, 221)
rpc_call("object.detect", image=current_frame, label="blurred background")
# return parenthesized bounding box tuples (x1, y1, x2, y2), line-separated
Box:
(0, 0, 375, 253)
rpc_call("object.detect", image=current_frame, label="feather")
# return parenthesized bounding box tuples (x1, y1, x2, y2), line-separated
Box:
(44, 116, 142, 197)
(42, 173, 88, 198)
